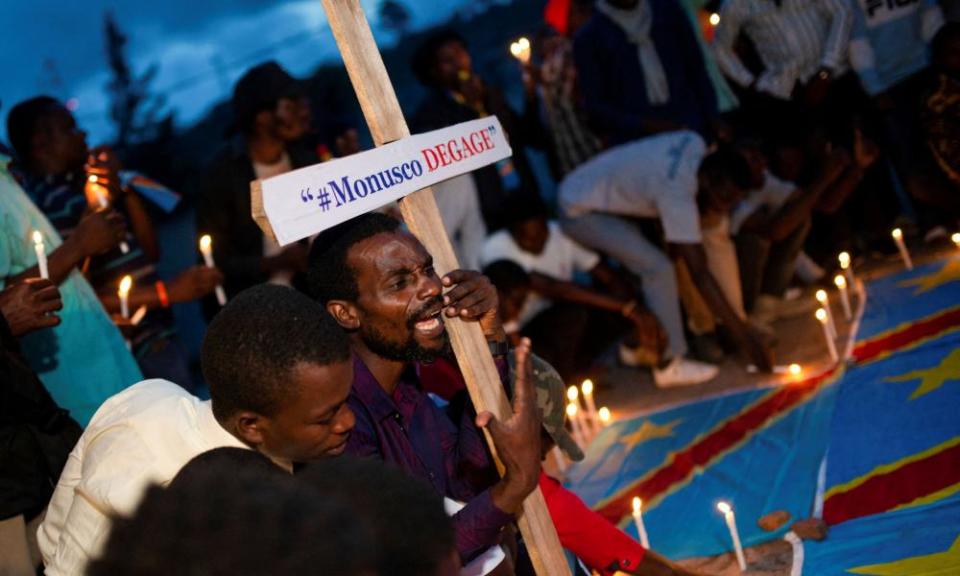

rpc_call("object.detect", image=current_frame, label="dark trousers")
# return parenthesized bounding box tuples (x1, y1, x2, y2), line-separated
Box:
(736, 221, 810, 313)
(521, 303, 628, 380)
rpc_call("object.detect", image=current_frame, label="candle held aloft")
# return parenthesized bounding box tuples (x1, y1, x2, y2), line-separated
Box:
(891, 228, 913, 270)
(118, 275, 133, 319)
(509, 37, 531, 64)
(815, 290, 837, 338)
(632, 497, 650, 549)
(87, 176, 130, 254)
(834, 275, 852, 321)
(717, 501, 747, 571)
(198, 235, 227, 306)
(32, 231, 49, 279)
(816, 308, 839, 362)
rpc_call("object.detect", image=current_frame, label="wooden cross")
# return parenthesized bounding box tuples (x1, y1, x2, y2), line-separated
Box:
(251, 2, 571, 574)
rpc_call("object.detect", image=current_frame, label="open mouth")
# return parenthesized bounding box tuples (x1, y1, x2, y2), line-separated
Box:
(413, 308, 445, 337)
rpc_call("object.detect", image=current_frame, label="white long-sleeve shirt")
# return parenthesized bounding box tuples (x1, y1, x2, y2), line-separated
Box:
(713, 0, 853, 100)
(38, 380, 247, 575)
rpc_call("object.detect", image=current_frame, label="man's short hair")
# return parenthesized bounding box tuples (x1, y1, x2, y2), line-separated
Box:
(307, 212, 402, 304)
(232, 61, 303, 134)
(411, 29, 468, 87)
(87, 457, 373, 576)
(6, 96, 61, 162)
(483, 259, 530, 296)
(170, 448, 283, 489)
(298, 456, 455, 576)
(699, 145, 754, 192)
(201, 283, 351, 422)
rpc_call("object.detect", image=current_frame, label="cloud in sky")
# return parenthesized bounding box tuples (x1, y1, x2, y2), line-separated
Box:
(0, 0, 479, 143)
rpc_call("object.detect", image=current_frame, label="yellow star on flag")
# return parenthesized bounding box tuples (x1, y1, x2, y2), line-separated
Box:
(885, 348, 960, 400)
(619, 419, 682, 451)
(898, 260, 960, 295)
(848, 534, 960, 575)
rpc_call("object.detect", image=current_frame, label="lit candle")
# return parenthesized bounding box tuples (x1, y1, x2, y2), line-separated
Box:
(788, 363, 802, 377)
(567, 385, 590, 440)
(815, 289, 837, 339)
(709, 12, 720, 26)
(599, 406, 611, 426)
(891, 228, 913, 270)
(88, 176, 130, 254)
(838, 251, 857, 292)
(118, 275, 133, 319)
(198, 235, 227, 306)
(509, 37, 531, 64)
(566, 403, 586, 449)
(581, 379, 600, 434)
(816, 308, 839, 362)
(717, 501, 747, 571)
(551, 446, 567, 475)
(834, 275, 852, 321)
(32, 231, 49, 279)
(632, 497, 650, 549)
(952, 233, 960, 249)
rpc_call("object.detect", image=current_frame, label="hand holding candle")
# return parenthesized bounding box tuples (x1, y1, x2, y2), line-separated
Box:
(834, 275, 852, 321)
(891, 228, 913, 270)
(816, 308, 839, 362)
(198, 235, 227, 306)
(717, 501, 747, 571)
(87, 175, 130, 254)
(632, 497, 650, 549)
(32, 231, 49, 280)
(815, 289, 837, 338)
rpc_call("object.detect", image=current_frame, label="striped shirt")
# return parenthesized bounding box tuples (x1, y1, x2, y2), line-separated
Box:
(714, 0, 853, 100)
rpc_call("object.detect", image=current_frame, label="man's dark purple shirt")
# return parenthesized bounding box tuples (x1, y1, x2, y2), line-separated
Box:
(345, 355, 513, 562)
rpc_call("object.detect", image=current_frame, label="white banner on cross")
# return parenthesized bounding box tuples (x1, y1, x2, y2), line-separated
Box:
(260, 116, 512, 245)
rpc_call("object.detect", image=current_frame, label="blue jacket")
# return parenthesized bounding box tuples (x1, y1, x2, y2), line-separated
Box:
(573, 0, 719, 145)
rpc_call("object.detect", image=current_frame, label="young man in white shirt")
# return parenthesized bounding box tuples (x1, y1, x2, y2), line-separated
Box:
(38, 284, 357, 575)
(559, 130, 774, 385)
(480, 197, 666, 376)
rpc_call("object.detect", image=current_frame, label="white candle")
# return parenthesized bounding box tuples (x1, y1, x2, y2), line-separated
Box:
(891, 228, 913, 270)
(509, 37, 531, 64)
(566, 403, 586, 449)
(581, 379, 600, 434)
(815, 290, 837, 338)
(567, 385, 590, 441)
(32, 230, 49, 279)
(632, 497, 650, 549)
(816, 308, 839, 362)
(88, 176, 130, 254)
(834, 275, 852, 321)
(199, 235, 227, 306)
(788, 363, 802, 378)
(717, 501, 746, 571)
(118, 275, 133, 319)
(838, 251, 857, 293)
(599, 406, 611, 427)
(550, 446, 567, 475)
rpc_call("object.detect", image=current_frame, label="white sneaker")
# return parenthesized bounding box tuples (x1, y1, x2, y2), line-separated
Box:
(653, 357, 719, 388)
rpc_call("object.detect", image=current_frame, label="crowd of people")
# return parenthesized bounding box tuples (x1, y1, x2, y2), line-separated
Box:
(2, 0, 959, 574)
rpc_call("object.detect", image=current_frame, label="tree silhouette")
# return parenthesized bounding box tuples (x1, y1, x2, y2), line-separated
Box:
(103, 12, 170, 148)
(378, 0, 412, 38)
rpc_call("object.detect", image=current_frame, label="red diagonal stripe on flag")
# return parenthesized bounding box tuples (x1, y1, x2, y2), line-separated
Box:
(594, 370, 836, 525)
(853, 307, 960, 365)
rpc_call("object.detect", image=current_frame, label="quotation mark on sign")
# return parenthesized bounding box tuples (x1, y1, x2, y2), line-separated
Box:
(488, 125, 497, 135)
(300, 187, 314, 203)
(317, 186, 332, 212)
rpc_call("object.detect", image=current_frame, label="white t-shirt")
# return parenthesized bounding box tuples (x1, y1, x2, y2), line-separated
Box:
(559, 130, 707, 244)
(38, 380, 248, 575)
(481, 222, 600, 325)
(729, 170, 797, 235)
(253, 152, 294, 285)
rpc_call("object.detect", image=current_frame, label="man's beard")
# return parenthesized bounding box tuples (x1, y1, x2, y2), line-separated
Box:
(359, 297, 453, 363)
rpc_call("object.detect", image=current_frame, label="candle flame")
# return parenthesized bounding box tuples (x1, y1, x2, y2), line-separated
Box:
(717, 501, 732, 514)
(199, 234, 212, 251)
(567, 385, 579, 402)
(119, 275, 133, 295)
(599, 407, 611, 423)
(581, 379, 594, 396)
(632, 497, 642, 513)
(566, 403, 578, 417)
(788, 363, 802, 376)
(834, 274, 846, 289)
(892, 228, 903, 239)
(709, 12, 720, 26)
(32, 230, 43, 244)
(816, 308, 828, 323)
(816, 289, 827, 303)
(952, 233, 960, 246)
(838, 251, 850, 269)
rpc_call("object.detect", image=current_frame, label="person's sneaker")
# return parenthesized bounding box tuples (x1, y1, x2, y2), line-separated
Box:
(653, 357, 719, 388)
